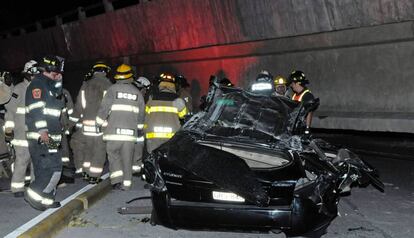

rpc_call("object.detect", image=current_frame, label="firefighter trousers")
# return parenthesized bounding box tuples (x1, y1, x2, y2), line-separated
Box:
(69, 130, 86, 173)
(11, 146, 32, 193)
(61, 134, 75, 178)
(106, 141, 134, 190)
(61, 134, 71, 166)
(84, 135, 106, 177)
(25, 142, 62, 209)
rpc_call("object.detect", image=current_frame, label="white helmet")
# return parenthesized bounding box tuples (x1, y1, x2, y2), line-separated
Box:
(136, 76, 151, 88)
(22, 60, 39, 74)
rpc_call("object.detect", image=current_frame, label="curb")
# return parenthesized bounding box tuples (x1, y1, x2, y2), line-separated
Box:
(75, 179, 112, 210)
(17, 177, 112, 238)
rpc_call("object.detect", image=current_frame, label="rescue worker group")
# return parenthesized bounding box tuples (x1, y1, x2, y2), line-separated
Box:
(0, 55, 315, 211)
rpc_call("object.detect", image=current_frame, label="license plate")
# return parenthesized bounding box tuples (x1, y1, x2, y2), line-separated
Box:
(212, 191, 245, 202)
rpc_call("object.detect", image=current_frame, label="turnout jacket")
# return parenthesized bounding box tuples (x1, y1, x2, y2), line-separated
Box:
(96, 80, 145, 142)
(144, 89, 187, 140)
(25, 74, 64, 143)
(72, 73, 112, 136)
(4, 79, 30, 147)
(61, 88, 75, 134)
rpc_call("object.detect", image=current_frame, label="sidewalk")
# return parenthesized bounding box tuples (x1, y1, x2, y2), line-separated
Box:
(314, 129, 414, 160)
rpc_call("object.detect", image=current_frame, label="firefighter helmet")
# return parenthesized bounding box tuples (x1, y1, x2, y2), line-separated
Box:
(159, 73, 176, 91)
(176, 75, 190, 88)
(0, 71, 12, 86)
(38, 55, 65, 73)
(92, 61, 111, 74)
(289, 70, 308, 85)
(274, 75, 287, 86)
(255, 70, 273, 83)
(159, 73, 175, 83)
(22, 60, 39, 75)
(135, 76, 151, 88)
(114, 64, 133, 80)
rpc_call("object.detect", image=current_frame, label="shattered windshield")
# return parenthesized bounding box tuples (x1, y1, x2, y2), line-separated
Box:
(185, 88, 302, 140)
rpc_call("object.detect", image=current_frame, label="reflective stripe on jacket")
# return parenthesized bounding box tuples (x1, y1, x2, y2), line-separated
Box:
(292, 89, 310, 102)
(96, 80, 145, 142)
(144, 90, 187, 139)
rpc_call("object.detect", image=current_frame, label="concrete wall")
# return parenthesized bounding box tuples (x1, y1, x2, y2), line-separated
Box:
(1, 0, 414, 132)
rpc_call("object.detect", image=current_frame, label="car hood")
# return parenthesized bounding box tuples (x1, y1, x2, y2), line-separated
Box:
(156, 132, 271, 206)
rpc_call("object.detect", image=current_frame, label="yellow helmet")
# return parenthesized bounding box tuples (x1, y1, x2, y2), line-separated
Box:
(114, 64, 133, 80)
(274, 75, 287, 86)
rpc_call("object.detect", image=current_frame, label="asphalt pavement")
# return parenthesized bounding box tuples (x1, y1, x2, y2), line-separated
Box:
(55, 154, 413, 238)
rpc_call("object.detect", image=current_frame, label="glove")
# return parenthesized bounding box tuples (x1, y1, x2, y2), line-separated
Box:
(37, 134, 60, 149)
(47, 136, 61, 149)
(4, 128, 14, 142)
(96, 125, 103, 134)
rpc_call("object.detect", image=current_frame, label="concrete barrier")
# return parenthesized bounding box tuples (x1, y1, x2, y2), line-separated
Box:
(17, 178, 112, 238)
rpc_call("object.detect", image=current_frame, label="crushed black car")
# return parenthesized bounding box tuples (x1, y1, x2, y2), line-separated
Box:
(143, 87, 384, 236)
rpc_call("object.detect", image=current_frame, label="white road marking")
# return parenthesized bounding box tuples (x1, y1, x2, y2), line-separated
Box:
(5, 173, 109, 238)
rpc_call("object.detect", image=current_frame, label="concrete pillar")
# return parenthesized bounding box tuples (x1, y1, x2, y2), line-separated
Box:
(103, 0, 114, 12)
(35, 22, 42, 31)
(55, 16, 63, 26)
(78, 7, 86, 20)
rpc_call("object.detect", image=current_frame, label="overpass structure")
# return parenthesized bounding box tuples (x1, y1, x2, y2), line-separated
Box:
(1, 0, 413, 132)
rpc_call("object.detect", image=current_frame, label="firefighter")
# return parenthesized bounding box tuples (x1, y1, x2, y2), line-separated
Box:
(71, 62, 112, 183)
(59, 87, 76, 183)
(289, 70, 315, 135)
(133, 76, 151, 102)
(199, 76, 234, 111)
(144, 73, 187, 153)
(131, 76, 151, 175)
(0, 71, 12, 158)
(272, 75, 288, 97)
(96, 64, 145, 190)
(5, 60, 38, 197)
(69, 80, 87, 177)
(250, 70, 274, 96)
(24, 55, 65, 210)
(176, 75, 193, 115)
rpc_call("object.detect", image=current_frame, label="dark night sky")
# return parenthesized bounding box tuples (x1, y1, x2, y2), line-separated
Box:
(0, 0, 103, 31)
